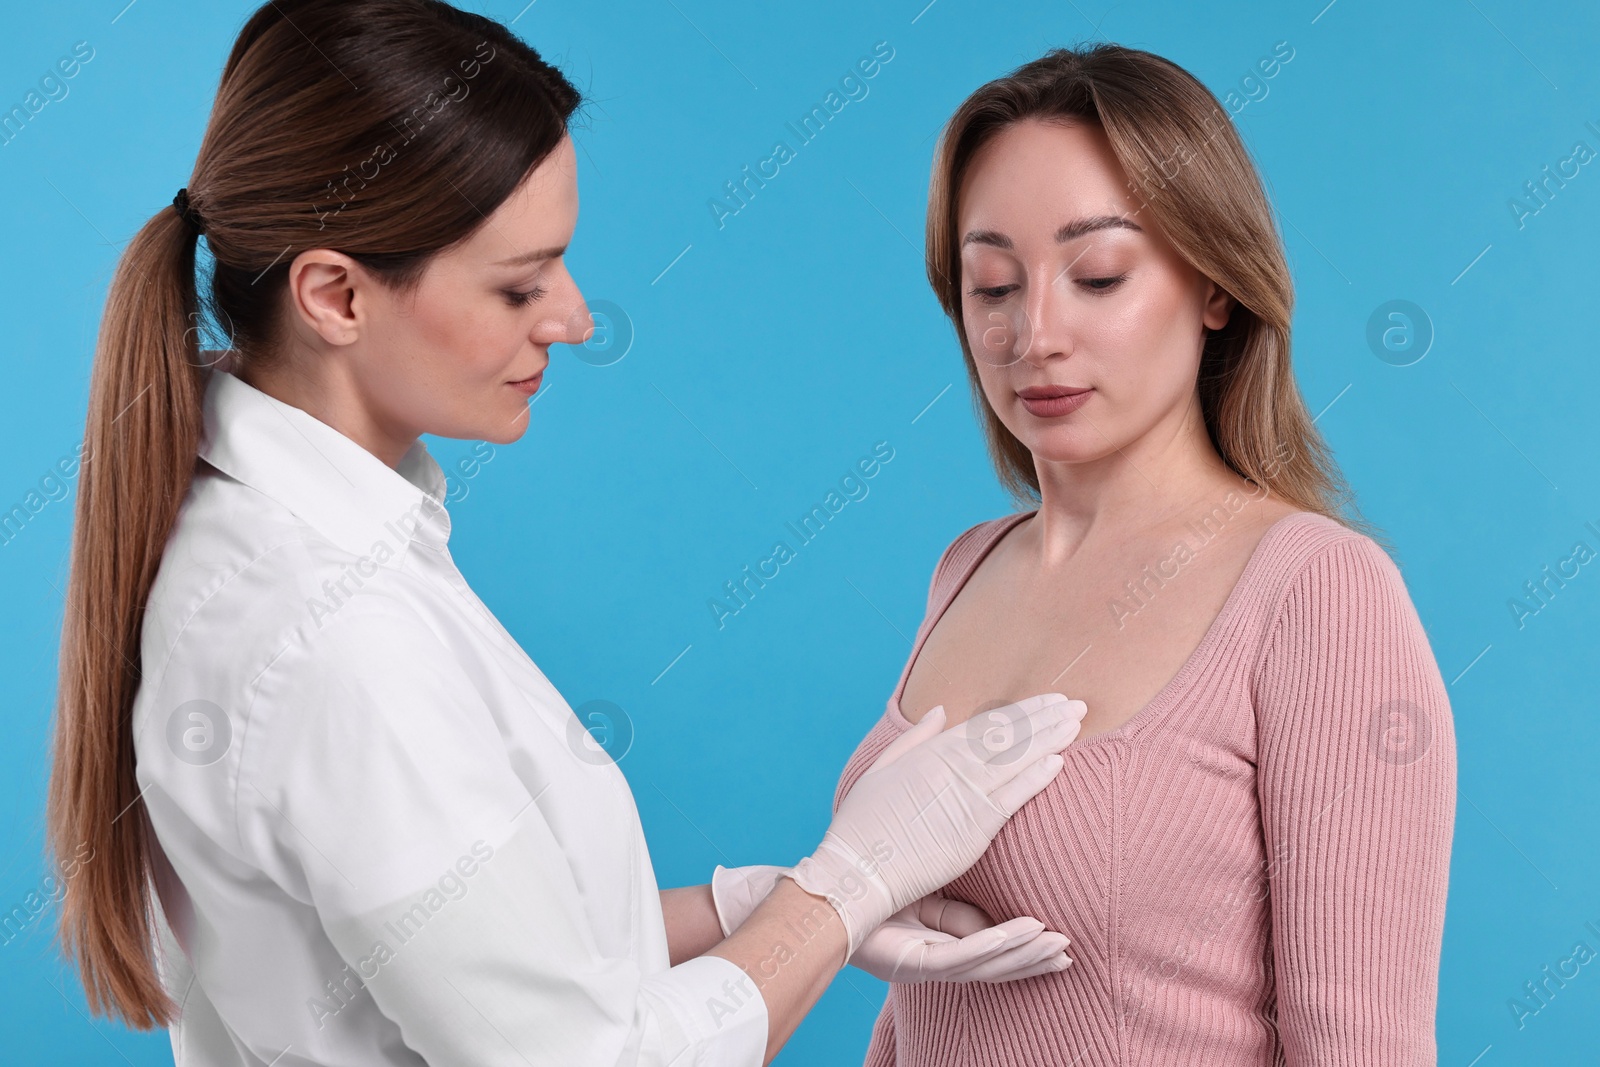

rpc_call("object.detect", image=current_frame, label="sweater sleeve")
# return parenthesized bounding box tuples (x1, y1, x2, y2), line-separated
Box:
(1252, 534, 1456, 1066)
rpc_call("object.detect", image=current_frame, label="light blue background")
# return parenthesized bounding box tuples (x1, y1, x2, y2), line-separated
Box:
(2, 0, 1596, 1062)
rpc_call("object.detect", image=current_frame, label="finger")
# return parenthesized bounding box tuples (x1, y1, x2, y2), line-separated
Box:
(1016, 930, 1070, 955)
(1024, 699, 1087, 749)
(913, 926, 1027, 972)
(950, 933, 1073, 982)
(954, 698, 1084, 783)
(928, 899, 1046, 947)
(987, 692, 1079, 721)
(988, 752, 1065, 815)
(868, 704, 947, 771)
(855, 916, 948, 954)
(1004, 712, 1082, 765)
(884, 929, 962, 980)
(918, 896, 999, 937)
(1045, 705, 1087, 749)
(963, 695, 1073, 746)
(911, 916, 1061, 977)
(982, 915, 1052, 944)
(999, 694, 1087, 738)
(964, 950, 1074, 983)
(963, 724, 1075, 794)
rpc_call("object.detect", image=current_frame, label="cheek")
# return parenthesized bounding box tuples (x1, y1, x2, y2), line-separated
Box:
(962, 318, 987, 359)
(972, 363, 1017, 421)
(1101, 285, 1203, 380)
(1085, 292, 1153, 351)
(962, 302, 1022, 362)
(407, 294, 518, 380)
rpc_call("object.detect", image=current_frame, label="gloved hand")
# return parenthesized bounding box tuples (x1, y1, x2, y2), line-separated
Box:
(711, 863, 1072, 983)
(854, 894, 1072, 983)
(785, 693, 1086, 956)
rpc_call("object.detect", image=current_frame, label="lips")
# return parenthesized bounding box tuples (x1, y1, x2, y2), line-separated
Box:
(1016, 385, 1091, 399)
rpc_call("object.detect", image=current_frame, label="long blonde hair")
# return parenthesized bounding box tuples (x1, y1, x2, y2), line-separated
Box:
(46, 0, 582, 1028)
(925, 44, 1382, 549)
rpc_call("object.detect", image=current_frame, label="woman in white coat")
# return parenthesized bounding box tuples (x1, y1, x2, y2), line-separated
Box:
(44, 2, 1085, 1064)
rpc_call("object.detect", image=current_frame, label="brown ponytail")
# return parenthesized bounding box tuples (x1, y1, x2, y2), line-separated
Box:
(46, 0, 582, 1027)
(47, 191, 208, 1028)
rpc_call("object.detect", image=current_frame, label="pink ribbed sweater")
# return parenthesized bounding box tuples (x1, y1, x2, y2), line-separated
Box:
(833, 510, 1456, 1066)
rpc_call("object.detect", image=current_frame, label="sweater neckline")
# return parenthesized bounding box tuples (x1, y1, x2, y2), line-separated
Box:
(885, 507, 1318, 748)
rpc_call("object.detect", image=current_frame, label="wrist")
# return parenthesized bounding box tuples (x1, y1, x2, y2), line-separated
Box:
(763, 875, 851, 972)
(785, 835, 896, 957)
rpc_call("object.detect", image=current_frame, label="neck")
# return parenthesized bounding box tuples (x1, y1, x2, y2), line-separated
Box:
(1026, 390, 1246, 567)
(234, 355, 416, 470)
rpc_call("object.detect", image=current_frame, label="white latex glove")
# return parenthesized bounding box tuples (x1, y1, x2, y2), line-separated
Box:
(712, 863, 1072, 983)
(785, 693, 1086, 956)
(710, 863, 790, 939)
(861, 894, 1072, 983)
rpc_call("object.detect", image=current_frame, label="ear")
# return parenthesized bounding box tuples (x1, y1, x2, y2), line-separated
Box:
(285, 248, 367, 346)
(1201, 279, 1235, 332)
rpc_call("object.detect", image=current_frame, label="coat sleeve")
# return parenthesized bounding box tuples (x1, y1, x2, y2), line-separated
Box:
(246, 600, 768, 1067)
(1252, 534, 1456, 1065)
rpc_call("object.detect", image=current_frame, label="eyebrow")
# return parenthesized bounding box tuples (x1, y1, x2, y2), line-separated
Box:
(961, 215, 1143, 250)
(491, 245, 567, 267)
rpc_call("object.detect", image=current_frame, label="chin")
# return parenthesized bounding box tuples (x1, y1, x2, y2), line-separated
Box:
(440, 409, 529, 448)
(1016, 430, 1108, 466)
(481, 416, 531, 446)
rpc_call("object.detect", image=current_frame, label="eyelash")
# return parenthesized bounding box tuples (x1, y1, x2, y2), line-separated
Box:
(968, 274, 1128, 304)
(504, 285, 547, 307)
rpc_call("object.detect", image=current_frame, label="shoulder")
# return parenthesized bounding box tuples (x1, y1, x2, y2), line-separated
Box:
(254, 590, 456, 710)
(1249, 510, 1405, 615)
(925, 510, 1033, 596)
(236, 594, 495, 820)
(1247, 511, 1436, 674)
(150, 463, 430, 676)
(138, 461, 445, 766)
(950, 510, 1033, 557)
(1248, 515, 1455, 784)
(134, 557, 439, 864)
(135, 575, 433, 766)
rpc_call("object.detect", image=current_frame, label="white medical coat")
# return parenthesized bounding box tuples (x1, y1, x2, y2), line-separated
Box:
(130, 366, 768, 1066)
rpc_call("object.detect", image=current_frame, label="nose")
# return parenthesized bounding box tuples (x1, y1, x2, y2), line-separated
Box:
(1018, 270, 1070, 366)
(532, 263, 591, 347)
(560, 294, 594, 347)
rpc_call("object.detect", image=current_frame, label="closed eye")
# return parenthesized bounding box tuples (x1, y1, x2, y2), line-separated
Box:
(969, 275, 1128, 304)
(968, 285, 1017, 304)
(1080, 274, 1128, 293)
(504, 286, 547, 307)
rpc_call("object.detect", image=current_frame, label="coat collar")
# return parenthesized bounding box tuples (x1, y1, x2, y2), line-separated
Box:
(196, 366, 451, 557)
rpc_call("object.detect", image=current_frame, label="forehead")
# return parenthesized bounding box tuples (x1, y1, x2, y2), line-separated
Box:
(460, 136, 580, 260)
(957, 118, 1140, 234)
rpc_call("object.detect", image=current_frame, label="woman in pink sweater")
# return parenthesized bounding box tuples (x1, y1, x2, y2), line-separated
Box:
(828, 45, 1457, 1065)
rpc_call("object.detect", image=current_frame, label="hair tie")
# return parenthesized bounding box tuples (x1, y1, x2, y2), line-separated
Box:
(172, 187, 206, 235)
